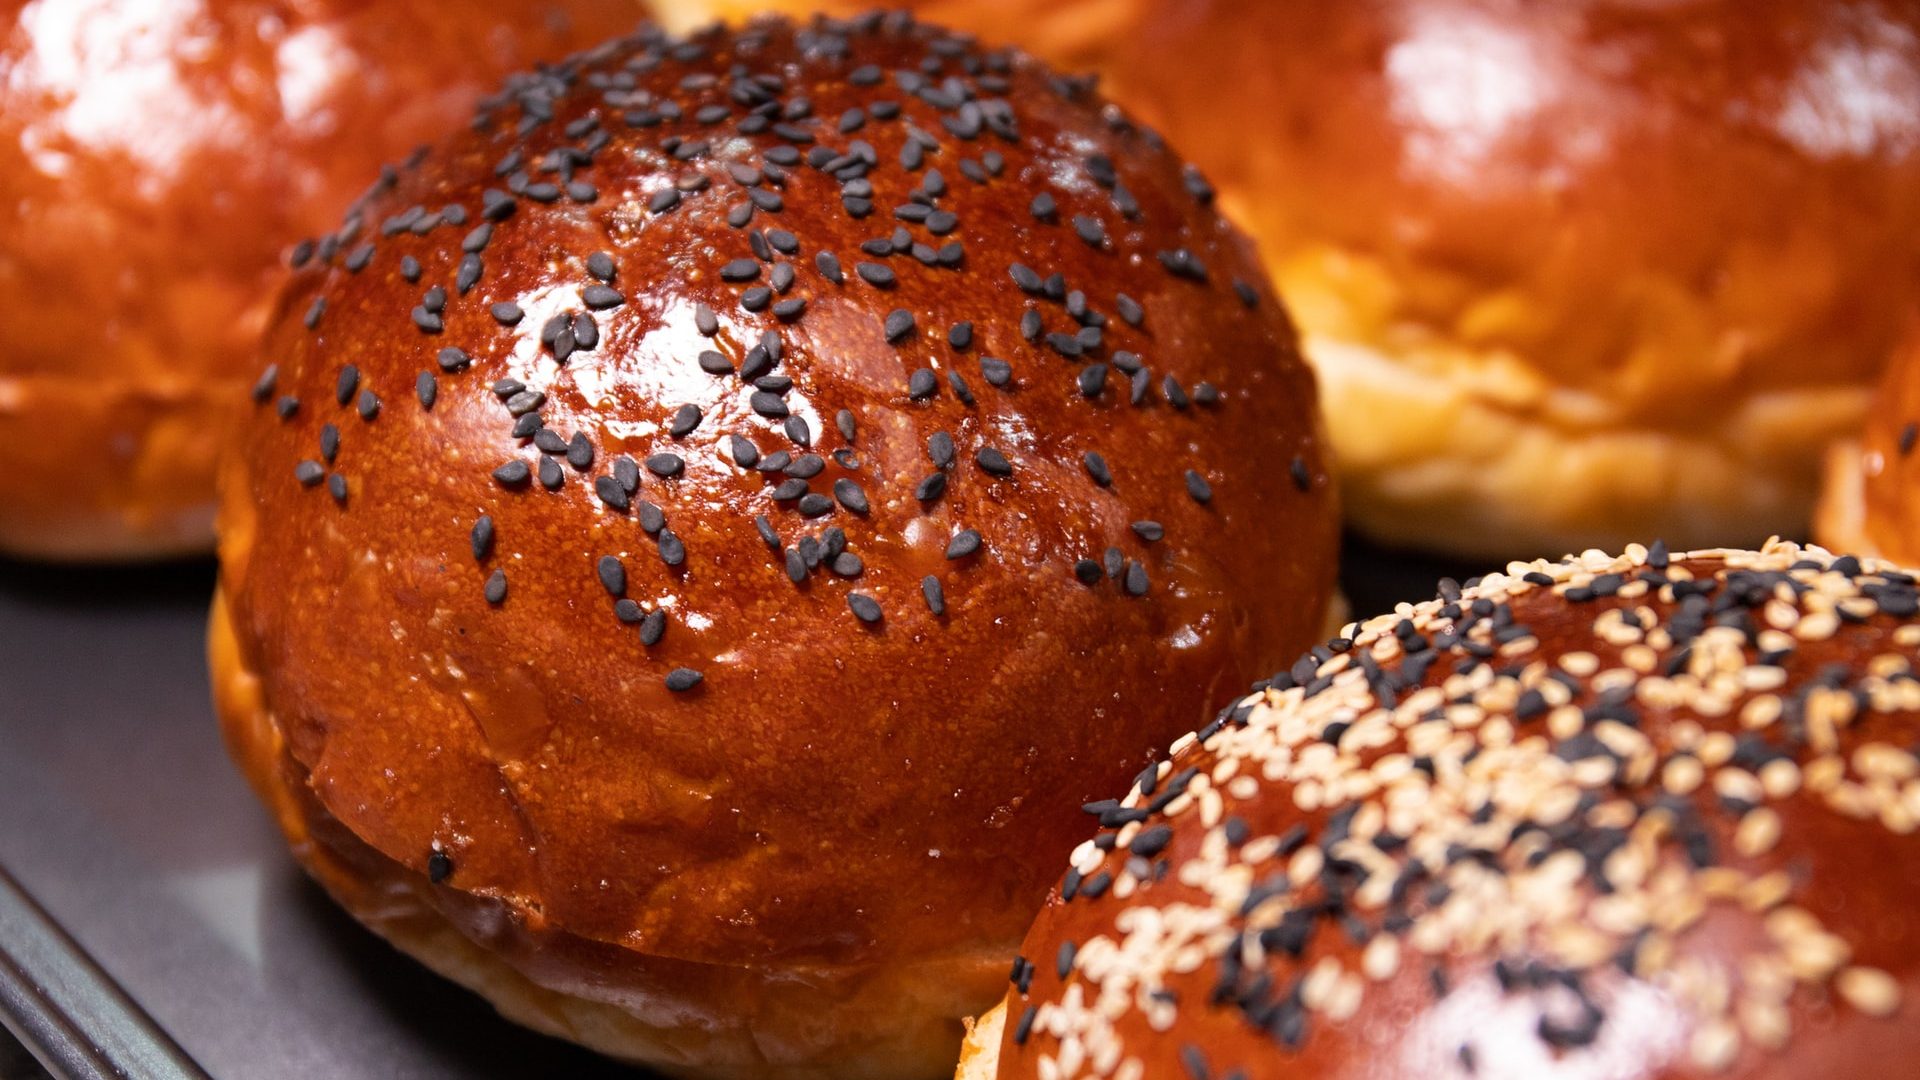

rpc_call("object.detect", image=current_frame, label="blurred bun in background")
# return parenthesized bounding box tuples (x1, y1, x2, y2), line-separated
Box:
(0, 0, 639, 560)
(661, 0, 1920, 558)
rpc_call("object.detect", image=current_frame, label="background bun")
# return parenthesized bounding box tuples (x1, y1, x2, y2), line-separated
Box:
(663, 0, 1920, 558)
(0, 0, 639, 560)
(211, 13, 1338, 1078)
(1819, 315, 1920, 565)
(980, 541, 1920, 1079)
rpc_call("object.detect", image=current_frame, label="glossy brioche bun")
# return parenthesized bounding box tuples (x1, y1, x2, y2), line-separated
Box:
(661, 0, 1920, 558)
(976, 541, 1920, 1079)
(1818, 316, 1920, 566)
(210, 13, 1338, 1078)
(0, 0, 639, 561)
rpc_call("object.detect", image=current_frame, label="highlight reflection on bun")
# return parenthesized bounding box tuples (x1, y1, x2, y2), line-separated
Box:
(210, 13, 1338, 1078)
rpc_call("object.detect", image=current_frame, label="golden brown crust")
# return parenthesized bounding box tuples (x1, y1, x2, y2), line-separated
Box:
(1817, 320, 1920, 567)
(212, 586, 996, 1078)
(0, 0, 641, 560)
(669, 0, 1920, 556)
(213, 13, 1338, 1074)
(989, 542, 1920, 1078)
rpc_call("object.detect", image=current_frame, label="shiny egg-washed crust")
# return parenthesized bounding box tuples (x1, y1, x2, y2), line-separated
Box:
(986, 542, 1920, 1079)
(1818, 319, 1920, 567)
(0, 0, 641, 560)
(212, 12, 1337, 1076)
(665, 0, 1920, 558)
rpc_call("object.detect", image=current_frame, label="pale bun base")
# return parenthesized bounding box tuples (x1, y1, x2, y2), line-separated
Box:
(953, 1000, 1005, 1080)
(1814, 439, 1879, 561)
(0, 371, 233, 561)
(209, 586, 991, 1080)
(1310, 333, 1866, 559)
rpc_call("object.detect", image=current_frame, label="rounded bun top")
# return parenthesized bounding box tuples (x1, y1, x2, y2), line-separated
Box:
(996, 541, 1920, 1079)
(0, 0, 638, 558)
(218, 11, 1335, 979)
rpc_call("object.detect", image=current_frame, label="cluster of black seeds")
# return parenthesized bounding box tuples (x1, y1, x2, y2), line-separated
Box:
(249, 11, 1319, 886)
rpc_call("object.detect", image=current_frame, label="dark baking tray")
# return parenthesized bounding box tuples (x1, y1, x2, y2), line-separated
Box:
(0, 537, 1469, 1079)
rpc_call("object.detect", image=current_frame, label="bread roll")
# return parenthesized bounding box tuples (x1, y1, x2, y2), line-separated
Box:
(210, 13, 1339, 1077)
(977, 541, 1920, 1077)
(661, 0, 1920, 558)
(0, 0, 639, 559)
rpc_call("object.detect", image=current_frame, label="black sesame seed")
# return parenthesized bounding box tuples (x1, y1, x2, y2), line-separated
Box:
(636, 501, 666, 535)
(492, 460, 530, 487)
(908, 369, 938, 400)
(484, 569, 508, 604)
(1083, 452, 1112, 487)
(1131, 521, 1164, 542)
(1290, 455, 1311, 492)
(779, 411, 810, 445)
(595, 475, 631, 511)
(1074, 559, 1101, 584)
(884, 308, 916, 342)
(588, 252, 615, 281)
(798, 493, 834, 517)
(669, 404, 703, 438)
(980, 357, 1012, 386)
(847, 593, 882, 623)
(664, 668, 703, 692)
(567, 433, 594, 471)
(833, 478, 870, 513)
(1078, 364, 1108, 398)
(946, 529, 982, 559)
(658, 530, 686, 567)
(294, 460, 325, 487)
(598, 556, 626, 596)
(491, 302, 524, 326)
(976, 448, 1012, 476)
(816, 250, 845, 284)
(582, 285, 624, 311)
(1185, 469, 1213, 504)
(1124, 560, 1149, 596)
(856, 261, 896, 287)
(645, 453, 684, 478)
(470, 516, 494, 561)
